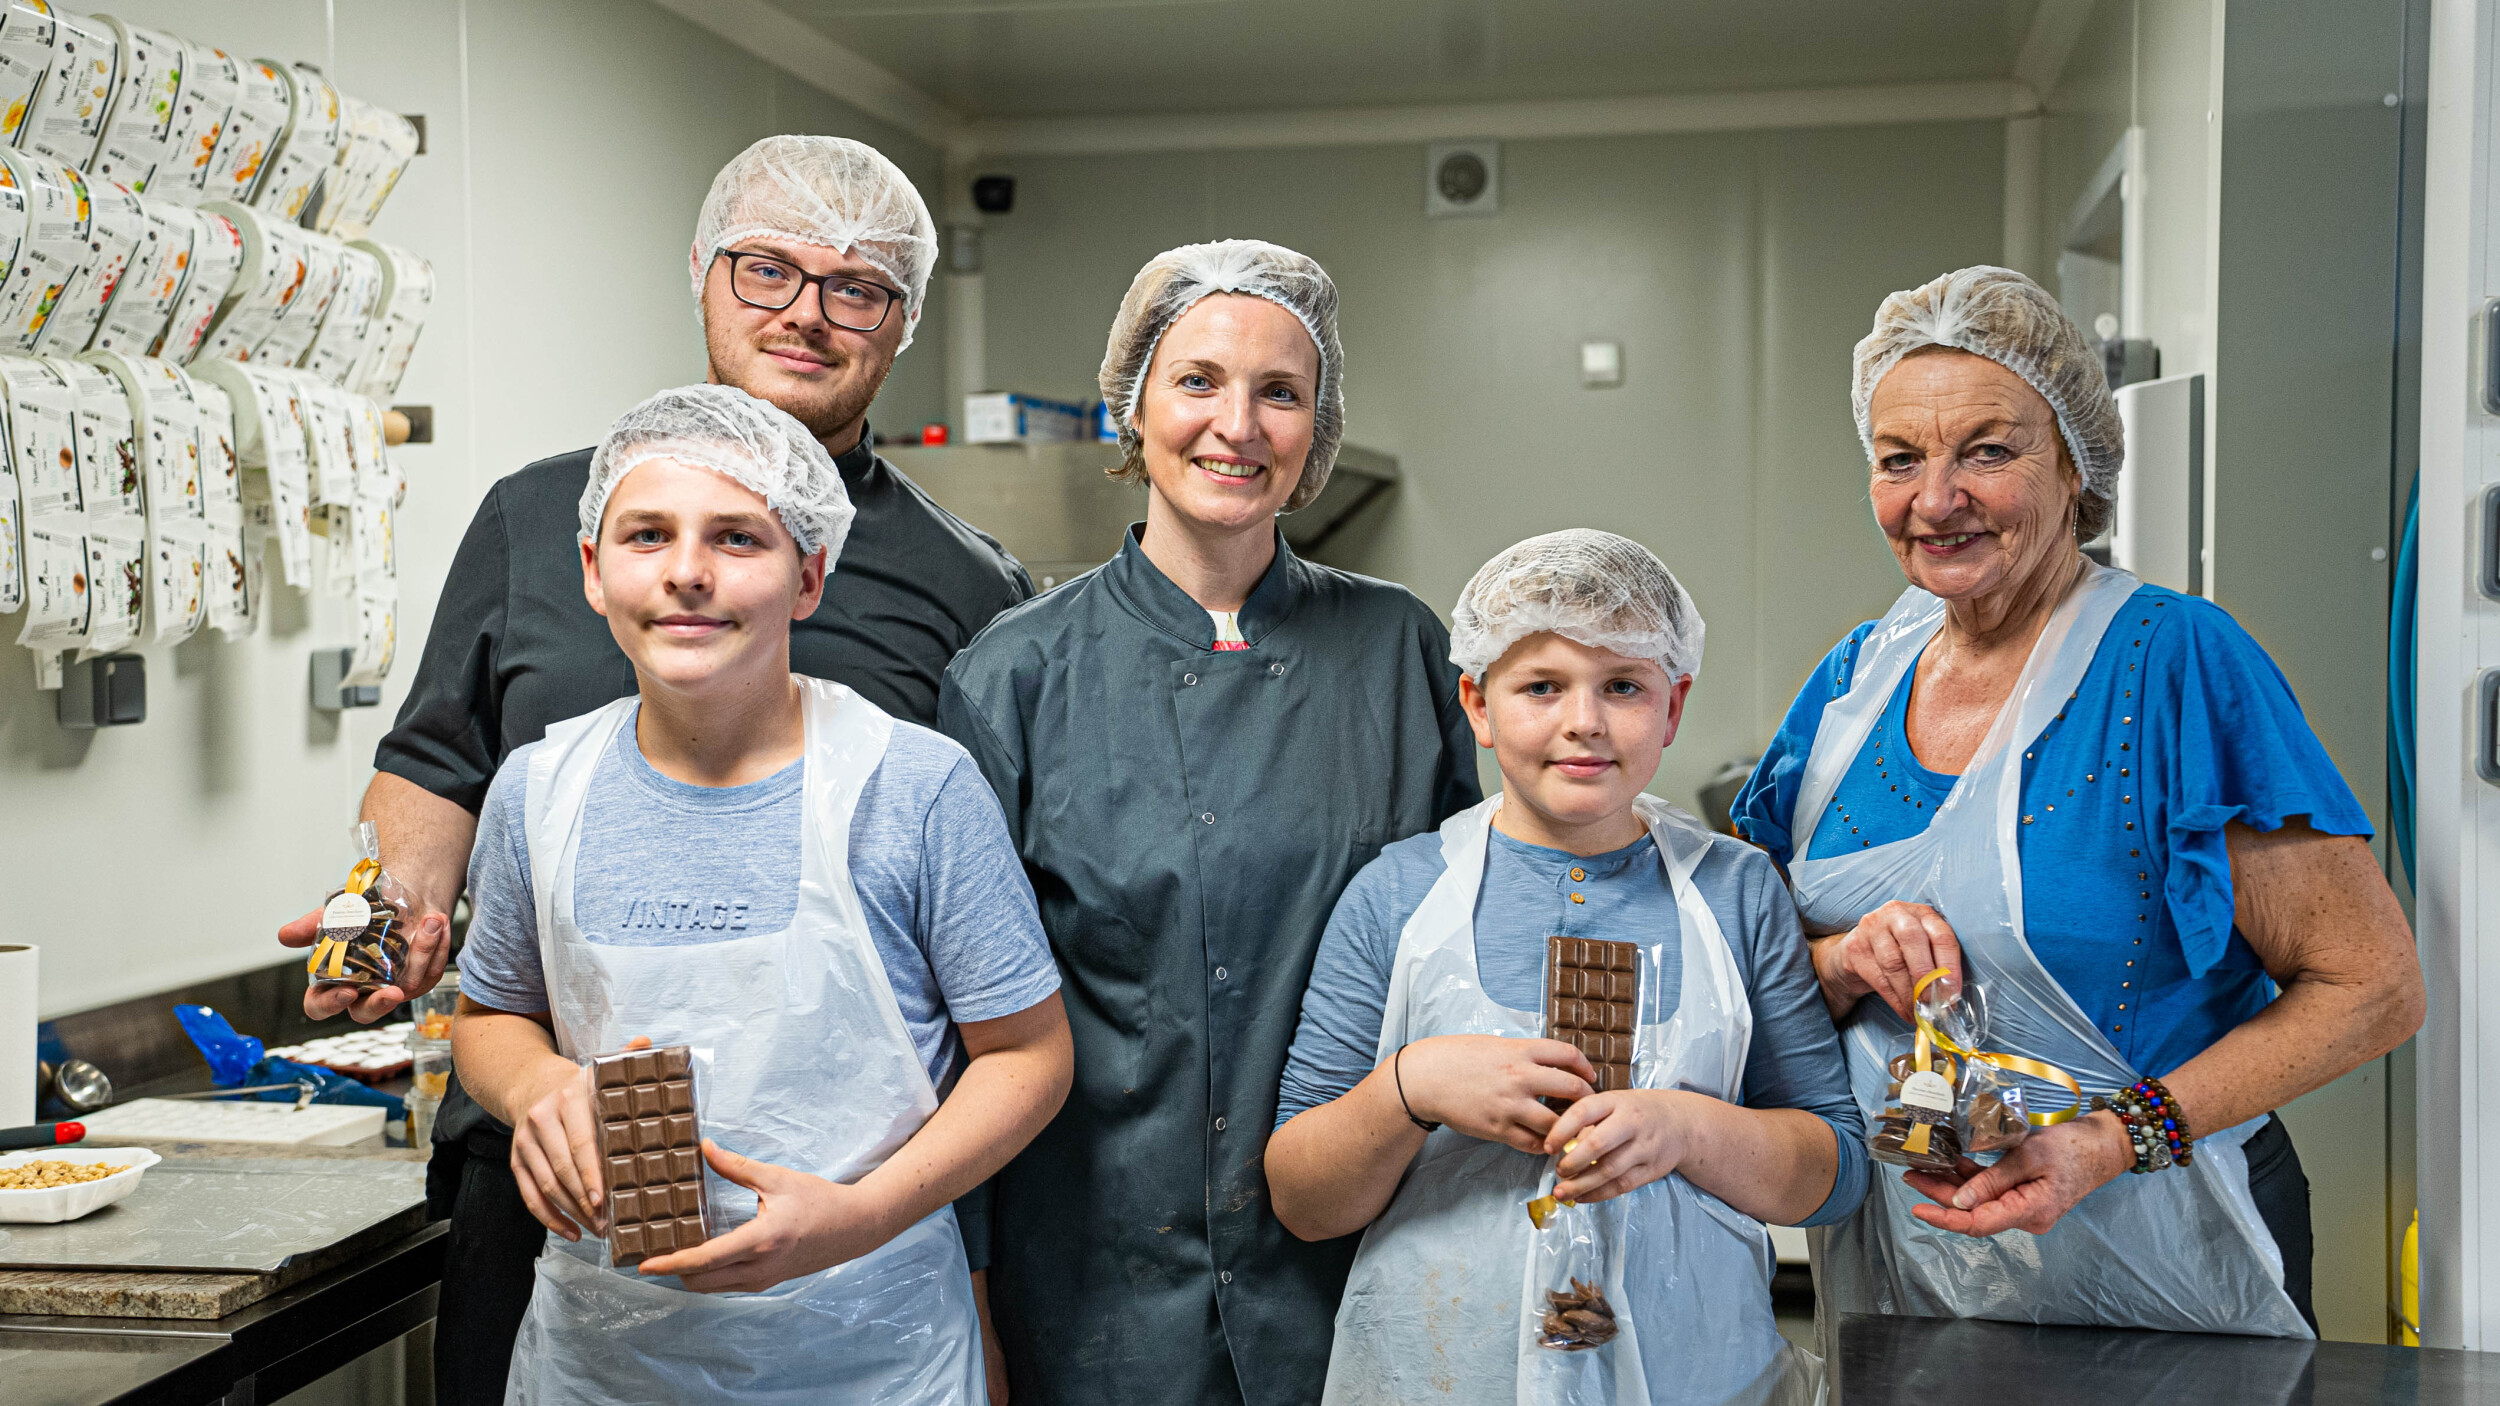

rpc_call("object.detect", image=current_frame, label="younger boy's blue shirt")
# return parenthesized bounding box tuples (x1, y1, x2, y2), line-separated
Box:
(459, 705, 1061, 1091)
(1275, 824, 1868, 1227)
(1731, 583, 2371, 1081)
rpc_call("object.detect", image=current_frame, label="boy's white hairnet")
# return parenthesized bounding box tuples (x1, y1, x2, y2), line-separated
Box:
(579, 384, 855, 561)
(689, 135, 940, 351)
(1851, 265, 2123, 502)
(1097, 239, 1343, 514)
(1450, 529, 1705, 683)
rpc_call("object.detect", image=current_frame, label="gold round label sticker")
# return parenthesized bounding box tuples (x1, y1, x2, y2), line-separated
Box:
(1900, 1069, 1955, 1113)
(320, 890, 373, 939)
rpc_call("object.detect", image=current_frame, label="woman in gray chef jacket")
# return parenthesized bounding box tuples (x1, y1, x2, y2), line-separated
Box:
(938, 240, 1479, 1406)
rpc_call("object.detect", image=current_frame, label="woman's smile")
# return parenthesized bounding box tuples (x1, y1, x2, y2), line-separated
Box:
(1193, 454, 1265, 485)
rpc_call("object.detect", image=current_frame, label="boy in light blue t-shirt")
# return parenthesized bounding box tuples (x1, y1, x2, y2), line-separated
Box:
(452, 385, 1070, 1402)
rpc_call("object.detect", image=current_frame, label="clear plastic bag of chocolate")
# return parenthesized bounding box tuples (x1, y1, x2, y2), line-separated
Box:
(1526, 1178, 1621, 1353)
(306, 820, 414, 992)
(1869, 967, 2030, 1174)
(1524, 935, 1649, 1357)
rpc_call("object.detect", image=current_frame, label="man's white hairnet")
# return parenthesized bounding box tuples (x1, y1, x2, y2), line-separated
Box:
(689, 135, 940, 352)
(1450, 529, 1705, 683)
(1851, 265, 2123, 503)
(1097, 239, 1344, 514)
(579, 383, 855, 562)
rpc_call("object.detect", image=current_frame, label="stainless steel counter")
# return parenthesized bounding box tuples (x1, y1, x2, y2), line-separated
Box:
(1834, 1313, 2500, 1404)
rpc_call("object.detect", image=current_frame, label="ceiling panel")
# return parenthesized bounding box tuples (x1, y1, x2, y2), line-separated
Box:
(757, 0, 2046, 120)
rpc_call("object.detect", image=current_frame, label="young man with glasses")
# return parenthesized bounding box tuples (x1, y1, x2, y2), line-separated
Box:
(274, 135, 1032, 1406)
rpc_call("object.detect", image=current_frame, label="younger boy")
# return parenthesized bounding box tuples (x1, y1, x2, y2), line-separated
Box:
(1265, 529, 1862, 1405)
(451, 385, 1070, 1405)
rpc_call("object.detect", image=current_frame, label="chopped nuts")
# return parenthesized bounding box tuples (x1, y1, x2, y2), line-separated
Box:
(0, 1159, 130, 1189)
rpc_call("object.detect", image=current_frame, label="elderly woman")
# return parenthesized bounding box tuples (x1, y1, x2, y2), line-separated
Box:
(938, 240, 1479, 1405)
(1731, 266, 2422, 1337)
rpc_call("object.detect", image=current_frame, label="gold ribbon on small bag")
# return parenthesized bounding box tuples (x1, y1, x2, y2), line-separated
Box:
(1902, 966, 2083, 1156)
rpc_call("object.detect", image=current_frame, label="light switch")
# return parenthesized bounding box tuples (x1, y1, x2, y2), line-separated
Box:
(1581, 340, 1623, 388)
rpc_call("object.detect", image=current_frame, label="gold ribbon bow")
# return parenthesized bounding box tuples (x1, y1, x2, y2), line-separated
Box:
(305, 860, 386, 978)
(1901, 966, 2082, 1156)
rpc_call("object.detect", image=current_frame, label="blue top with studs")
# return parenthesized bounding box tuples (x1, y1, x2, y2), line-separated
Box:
(1733, 582, 2371, 1080)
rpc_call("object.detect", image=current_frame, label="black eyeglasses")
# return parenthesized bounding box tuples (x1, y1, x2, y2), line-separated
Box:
(715, 249, 905, 333)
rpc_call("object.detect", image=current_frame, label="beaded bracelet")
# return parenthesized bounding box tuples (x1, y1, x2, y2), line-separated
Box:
(2090, 1077, 2195, 1173)
(2125, 1077, 2192, 1167)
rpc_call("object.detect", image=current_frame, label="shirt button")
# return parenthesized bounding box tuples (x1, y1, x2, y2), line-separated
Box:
(1214, 1116, 1228, 1131)
(1269, 662, 1285, 677)
(1183, 673, 1198, 686)
(1214, 966, 1229, 981)
(1220, 1270, 1233, 1284)
(1569, 867, 1586, 881)
(1201, 812, 1216, 824)
(1570, 893, 1585, 904)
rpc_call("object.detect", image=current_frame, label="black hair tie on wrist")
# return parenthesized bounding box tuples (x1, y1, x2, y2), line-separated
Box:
(1395, 1044, 1440, 1132)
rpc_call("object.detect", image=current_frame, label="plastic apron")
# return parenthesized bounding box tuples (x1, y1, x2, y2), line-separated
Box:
(1787, 564, 2311, 1338)
(503, 678, 988, 1404)
(1321, 793, 1821, 1406)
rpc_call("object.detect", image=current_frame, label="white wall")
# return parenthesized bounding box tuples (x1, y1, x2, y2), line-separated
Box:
(2, 0, 949, 1017)
(973, 120, 2008, 805)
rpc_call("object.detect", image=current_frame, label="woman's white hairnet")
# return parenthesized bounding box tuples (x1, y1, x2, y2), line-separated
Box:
(1851, 265, 2123, 502)
(1097, 239, 1344, 514)
(1450, 529, 1705, 683)
(579, 384, 855, 561)
(689, 135, 940, 351)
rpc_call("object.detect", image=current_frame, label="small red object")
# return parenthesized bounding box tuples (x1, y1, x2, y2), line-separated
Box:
(55, 1122, 83, 1144)
(920, 424, 949, 445)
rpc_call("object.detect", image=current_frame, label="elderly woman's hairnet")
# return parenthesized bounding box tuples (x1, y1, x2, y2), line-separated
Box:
(689, 135, 940, 351)
(579, 383, 855, 561)
(1096, 239, 1344, 514)
(1851, 265, 2123, 503)
(1449, 529, 1705, 683)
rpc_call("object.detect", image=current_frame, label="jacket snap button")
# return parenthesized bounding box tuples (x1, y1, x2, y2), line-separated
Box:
(1214, 966, 1229, 980)
(1220, 1270, 1233, 1284)
(1201, 812, 1216, 824)
(1269, 662, 1284, 676)
(1214, 1116, 1227, 1131)
(1183, 673, 1198, 686)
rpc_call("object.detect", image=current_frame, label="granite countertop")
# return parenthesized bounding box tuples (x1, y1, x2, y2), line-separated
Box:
(0, 1135, 428, 1321)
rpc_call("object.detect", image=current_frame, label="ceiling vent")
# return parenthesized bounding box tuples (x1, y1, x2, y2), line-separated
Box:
(1426, 141, 1500, 218)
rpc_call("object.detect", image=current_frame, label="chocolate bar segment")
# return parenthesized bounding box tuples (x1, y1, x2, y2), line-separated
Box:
(1545, 937, 1641, 1093)
(591, 1044, 710, 1268)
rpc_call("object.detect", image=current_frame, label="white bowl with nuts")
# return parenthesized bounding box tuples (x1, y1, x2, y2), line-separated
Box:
(0, 1147, 163, 1223)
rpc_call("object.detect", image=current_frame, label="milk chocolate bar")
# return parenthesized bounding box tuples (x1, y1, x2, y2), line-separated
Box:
(592, 1045, 711, 1268)
(1544, 937, 1640, 1094)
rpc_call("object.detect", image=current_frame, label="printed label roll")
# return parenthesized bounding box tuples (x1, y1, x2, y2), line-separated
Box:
(0, 1, 59, 148)
(255, 229, 344, 368)
(195, 199, 316, 364)
(197, 56, 283, 208)
(35, 171, 142, 354)
(153, 40, 236, 207)
(251, 61, 338, 221)
(16, 7, 115, 169)
(317, 96, 417, 241)
(88, 16, 182, 194)
(154, 205, 238, 362)
(347, 240, 430, 399)
(90, 194, 189, 354)
(0, 149, 88, 352)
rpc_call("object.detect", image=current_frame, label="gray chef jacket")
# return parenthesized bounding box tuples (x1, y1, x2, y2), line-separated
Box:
(937, 525, 1480, 1406)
